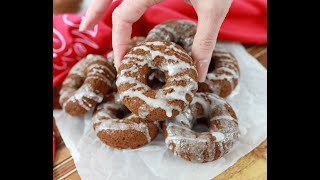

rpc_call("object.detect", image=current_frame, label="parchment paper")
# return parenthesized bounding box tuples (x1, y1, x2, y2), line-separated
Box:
(53, 42, 267, 180)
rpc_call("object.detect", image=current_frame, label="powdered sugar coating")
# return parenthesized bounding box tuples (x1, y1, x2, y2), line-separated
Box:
(164, 92, 240, 163)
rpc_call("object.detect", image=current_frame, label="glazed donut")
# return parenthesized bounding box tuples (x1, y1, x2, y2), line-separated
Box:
(92, 93, 159, 149)
(198, 47, 240, 97)
(146, 20, 240, 97)
(59, 54, 116, 116)
(146, 19, 196, 53)
(116, 40, 198, 121)
(162, 92, 240, 163)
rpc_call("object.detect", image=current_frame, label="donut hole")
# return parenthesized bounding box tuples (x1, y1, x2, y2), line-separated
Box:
(147, 69, 166, 90)
(175, 41, 184, 49)
(111, 107, 130, 119)
(208, 60, 215, 72)
(115, 109, 126, 119)
(192, 118, 209, 133)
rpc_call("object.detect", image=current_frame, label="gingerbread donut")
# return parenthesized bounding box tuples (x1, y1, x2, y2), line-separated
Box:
(116, 40, 198, 121)
(92, 93, 159, 149)
(59, 54, 116, 116)
(146, 19, 196, 53)
(198, 47, 240, 97)
(146, 20, 240, 97)
(162, 92, 240, 163)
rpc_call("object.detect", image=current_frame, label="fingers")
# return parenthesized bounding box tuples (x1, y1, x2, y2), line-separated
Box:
(191, 0, 232, 82)
(79, 0, 112, 31)
(112, 0, 163, 70)
(192, 11, 219, 82)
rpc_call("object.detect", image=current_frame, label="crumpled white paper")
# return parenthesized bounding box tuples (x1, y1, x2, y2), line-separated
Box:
(53, 42, 267, 180)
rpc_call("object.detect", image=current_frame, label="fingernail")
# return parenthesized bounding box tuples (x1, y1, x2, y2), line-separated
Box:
(197, 60, 210, 82)
(79, 17, 95, 32)
(114, 60, 120, 72)
(198, 73, 207, 82)
(115, 64, 119, 72)
(79, 22, 86, 32)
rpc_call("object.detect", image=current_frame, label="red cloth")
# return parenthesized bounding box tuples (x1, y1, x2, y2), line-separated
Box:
(53, 0, 266, 87)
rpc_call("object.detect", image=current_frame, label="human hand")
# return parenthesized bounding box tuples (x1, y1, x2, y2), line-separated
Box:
(184, 0, 233, 81)
(79, 0, 233, 82)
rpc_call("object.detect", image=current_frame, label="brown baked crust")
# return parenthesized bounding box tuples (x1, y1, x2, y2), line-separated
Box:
(116, 40, 198, 121)
(146, 20, 197, 53)
(92, 93, 159, 149)
(146, 20, 239, 97)
(198, 47, 240, 97)
(59, 54, 116, 116)
(162, 92, 240, 163)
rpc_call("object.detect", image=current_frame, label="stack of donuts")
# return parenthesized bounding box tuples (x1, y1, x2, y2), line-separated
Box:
(59, 20, 240, 163)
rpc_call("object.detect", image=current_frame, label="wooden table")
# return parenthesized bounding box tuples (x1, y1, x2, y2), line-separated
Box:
(53, 44, 267, 180)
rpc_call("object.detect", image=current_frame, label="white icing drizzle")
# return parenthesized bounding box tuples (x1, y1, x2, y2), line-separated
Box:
(68, 59, 86, 78)
(122, 54, 146, 62)
(60, 54, 114, 113)
(209, 115, 237, 122)
(87, 63, 116, 78)
(144, 41, 166, 46)
(59, 87, 76, 104)
(94, 114, 152, 143)
(92, 93, 160, 147)
(116, 41, 198, 118)
(63, 84, 104, 110)
(86, 54, 109, 64)
(146, 20, 197, 52)
(61, 78, 76, 87)
(164, 92, 239, 163)
(146, 20, 240, 98)
(145, 41, 190, 57)
(175, 107, 194, 128)
(217, 67, 239, 78)
(212, 52, 234, 59)
(120, 86, 181, 118)
(119, 65, 140, 75)
(203, 49, 240, 96)
(206, 73, 234, 93)
(210, 131, 225, 142)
